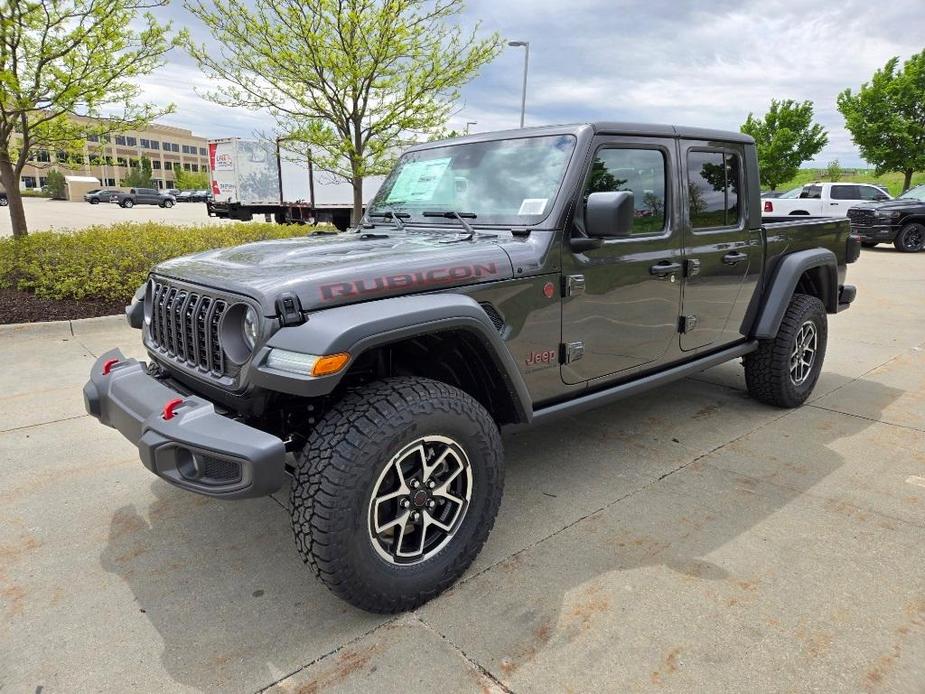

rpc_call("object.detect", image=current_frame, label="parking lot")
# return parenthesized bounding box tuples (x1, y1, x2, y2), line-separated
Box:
(0, 196, 232, 236)
(1, 247, 923, 693)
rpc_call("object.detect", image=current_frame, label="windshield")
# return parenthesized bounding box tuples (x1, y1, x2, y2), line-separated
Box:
(368, 134, 577, 225)
(901, 184, 925, 201)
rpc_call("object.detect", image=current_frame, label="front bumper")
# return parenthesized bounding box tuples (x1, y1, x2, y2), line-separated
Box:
(850, 223, 897, 242)
(83, 348, 287, 499)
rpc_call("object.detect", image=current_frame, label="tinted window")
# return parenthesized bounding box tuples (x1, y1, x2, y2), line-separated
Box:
(688, 150, 740, 229)
(586, 148, 667, 234)
(830, 185, 860, 200)
(800, 185, 822, 199)
(857, 186, 885, 201)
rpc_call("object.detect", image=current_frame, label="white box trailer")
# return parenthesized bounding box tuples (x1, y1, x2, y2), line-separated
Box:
(206, 137, 377, 231)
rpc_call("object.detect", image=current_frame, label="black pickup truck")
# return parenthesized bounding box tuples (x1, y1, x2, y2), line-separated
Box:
(847, 183, 925, 252)
(84, 123, 859, 613)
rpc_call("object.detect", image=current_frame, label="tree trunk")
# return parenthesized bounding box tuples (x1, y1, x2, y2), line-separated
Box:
(903, 169, 914, 194)
(351, 175, 364, 226)
(0, 158, 28, 237)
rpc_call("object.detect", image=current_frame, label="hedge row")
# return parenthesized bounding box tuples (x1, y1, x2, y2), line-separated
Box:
(0, 221, 323, 302)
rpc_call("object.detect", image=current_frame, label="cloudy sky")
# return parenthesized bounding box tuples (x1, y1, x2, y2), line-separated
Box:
(142, 0, 925, 169)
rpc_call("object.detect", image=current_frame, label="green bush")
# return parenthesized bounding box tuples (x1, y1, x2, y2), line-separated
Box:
(0, 221, 327, 302)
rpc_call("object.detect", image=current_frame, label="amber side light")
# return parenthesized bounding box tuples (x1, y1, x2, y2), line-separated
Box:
(311, 353, 350, 377)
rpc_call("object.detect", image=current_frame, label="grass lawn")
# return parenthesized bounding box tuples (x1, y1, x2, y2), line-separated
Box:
(773, 169, 925, 196)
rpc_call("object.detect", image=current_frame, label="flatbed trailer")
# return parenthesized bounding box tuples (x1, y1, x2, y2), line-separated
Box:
(206, 199, 356, 230)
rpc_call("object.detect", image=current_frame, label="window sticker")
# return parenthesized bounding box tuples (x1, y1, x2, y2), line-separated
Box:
(518, 198, 548, 215)
(386, 157, 452, 203)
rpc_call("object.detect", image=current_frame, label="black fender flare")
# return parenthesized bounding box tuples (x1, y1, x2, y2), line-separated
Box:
(250, 293, 533, 423)
(752, 248, 838, 340)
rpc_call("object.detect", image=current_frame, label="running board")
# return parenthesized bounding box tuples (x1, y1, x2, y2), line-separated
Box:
(524, 340, 758, 428)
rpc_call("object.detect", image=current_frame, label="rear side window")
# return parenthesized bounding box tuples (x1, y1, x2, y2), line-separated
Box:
(586, 148, 667, 234)
(800, 185, 822, 199)
(687, 150, 741, 229)
(830, 185, 860, 200)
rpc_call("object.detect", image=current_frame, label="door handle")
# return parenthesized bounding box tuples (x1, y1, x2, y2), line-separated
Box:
(649, 260, 682, 277)
(722, 252, 748, 265)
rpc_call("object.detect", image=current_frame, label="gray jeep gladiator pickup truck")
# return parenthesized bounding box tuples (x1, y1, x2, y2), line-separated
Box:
(84, 123, 860, 613)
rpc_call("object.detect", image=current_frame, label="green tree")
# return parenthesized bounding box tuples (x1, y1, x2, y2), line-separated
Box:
(0, 0, 182, 236)
(837, 50, 925, 193)
(174, 168, 209, 190)
(741, 99, 828, 191)
(45, 169, 66, 198)
(185, 0, 503, 225)
(825, 159, 843, 181)
(124, 156, 154, 188)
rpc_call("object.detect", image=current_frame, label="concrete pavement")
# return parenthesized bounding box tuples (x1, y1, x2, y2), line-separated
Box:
(1, 247, 924, 693)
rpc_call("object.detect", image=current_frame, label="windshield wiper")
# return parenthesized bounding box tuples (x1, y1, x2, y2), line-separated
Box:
(367, 206, 410, 230)
(422, 210, 479, 238)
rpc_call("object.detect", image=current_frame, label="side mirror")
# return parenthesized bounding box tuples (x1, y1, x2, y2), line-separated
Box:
(585, 191, 635, 238)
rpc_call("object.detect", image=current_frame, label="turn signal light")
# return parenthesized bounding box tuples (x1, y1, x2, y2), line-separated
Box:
(763, 200, 773, 213)
(312, 353, 350, 376)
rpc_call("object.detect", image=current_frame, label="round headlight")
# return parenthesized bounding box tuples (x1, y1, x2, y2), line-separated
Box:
(243, 306, 258, 350)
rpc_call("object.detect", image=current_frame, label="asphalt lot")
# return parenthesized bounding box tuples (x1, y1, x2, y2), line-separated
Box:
(1, 247, 924, 693)
(0, 196, 231, 236)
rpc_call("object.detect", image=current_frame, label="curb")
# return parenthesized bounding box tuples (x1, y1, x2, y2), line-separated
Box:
(0, 313, 125, 340)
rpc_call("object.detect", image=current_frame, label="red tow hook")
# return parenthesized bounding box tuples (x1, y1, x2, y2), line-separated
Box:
(101, 358, 120, 375)
(162, 398, 185, 421)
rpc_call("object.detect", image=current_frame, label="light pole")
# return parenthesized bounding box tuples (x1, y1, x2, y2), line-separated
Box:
(465, 121, 478, 135)
(508, 40, 529, 128)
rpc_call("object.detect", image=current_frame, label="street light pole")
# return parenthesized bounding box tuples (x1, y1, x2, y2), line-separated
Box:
(508, 40, 529, 128)
(465, 121, 478, 135)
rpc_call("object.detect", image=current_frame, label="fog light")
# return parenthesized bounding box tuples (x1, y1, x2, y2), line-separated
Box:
(265, 349, 349, 376)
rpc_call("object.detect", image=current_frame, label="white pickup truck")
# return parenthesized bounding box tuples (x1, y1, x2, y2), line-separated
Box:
(762, 182, 891, 218)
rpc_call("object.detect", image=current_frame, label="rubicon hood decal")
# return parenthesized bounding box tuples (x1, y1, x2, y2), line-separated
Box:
(153, 229, 515, 312)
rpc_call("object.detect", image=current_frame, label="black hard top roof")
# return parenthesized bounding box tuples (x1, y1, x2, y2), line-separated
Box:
(407, 122, 754, 152)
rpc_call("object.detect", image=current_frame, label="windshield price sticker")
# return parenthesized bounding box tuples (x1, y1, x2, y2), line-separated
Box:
(386, 157, 452, 203)
(518, 198, 548, 215)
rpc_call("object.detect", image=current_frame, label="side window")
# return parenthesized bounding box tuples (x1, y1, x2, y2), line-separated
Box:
(586, 147, 667, 235)
(688, 150, 741, 229)
(800, 185, 822, 199)
(857, 186, 884, 201)
(830, 185, 859, 200)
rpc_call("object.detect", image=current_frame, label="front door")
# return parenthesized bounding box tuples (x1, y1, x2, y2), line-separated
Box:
(679, 141, 761, 351)
(561, 137, 683, 385)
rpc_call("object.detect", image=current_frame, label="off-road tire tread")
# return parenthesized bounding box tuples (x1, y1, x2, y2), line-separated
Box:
(745, 293, 827, 408)
(893, 223, 925, 253)
(290, 377, 503, 613)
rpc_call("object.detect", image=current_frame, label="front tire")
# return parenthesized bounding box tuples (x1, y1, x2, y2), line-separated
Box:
(745, 293, 827, 408)
(893, 223, 925, 253)
(121, 199, 134, 208)
(290, 377, 504, 613)
(163, 199, 174, 208)
(90, 198, 100, 205)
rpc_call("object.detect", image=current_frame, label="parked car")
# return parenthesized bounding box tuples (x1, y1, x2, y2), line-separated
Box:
(111, 188, 175, 208)
(0, 190, 7, 206)
(175, 191, 194, 202)
(762, 182, 891, 217)
(761, 190, 785, 198)
(84, 122, 859, 613)
(847, 183, 925, 252)
(84, 188, 123, 204)
(166, 188, 182, 197)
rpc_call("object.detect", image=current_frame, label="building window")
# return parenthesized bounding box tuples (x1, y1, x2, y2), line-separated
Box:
(164, 161, 173, 170)
(152, 160, 161, 170)
(32, 149, 51, 163)
(199, 147, 207, 156)
(191, 164, 199, 172)
(126, 136, 137, 146)
(21, 176, 37, 188)
(150, 140, 160, 150)
(117, 156, 128, 167)
(88, 135, 99, 142)
(155, 179, 164, 189)
(129, 158, 139, 168)
(165, 180, 174, 188)
(140, 138, 150, 148)
(162, 141, 171, 150)
(105, 178, 116, 187)
(115, 135, 126, 145)
(183, 162, 191, 171)
(39, 176, 48, 188)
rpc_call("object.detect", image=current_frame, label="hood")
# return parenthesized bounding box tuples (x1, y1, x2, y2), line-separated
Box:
(153, 228, 516, 313)
(852, 198, 924, 211)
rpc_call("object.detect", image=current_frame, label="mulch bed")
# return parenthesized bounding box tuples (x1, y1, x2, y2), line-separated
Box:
(0, 287, 124, 324)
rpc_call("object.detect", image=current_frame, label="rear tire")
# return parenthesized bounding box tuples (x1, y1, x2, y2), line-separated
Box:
(90, 198, 100, 205)
(893, 223, 925, 253)
(290, 377, 504, 613)
(121, 199, 134, 208)
(163, 199, 174, 209)
(745, 293, 827, 408)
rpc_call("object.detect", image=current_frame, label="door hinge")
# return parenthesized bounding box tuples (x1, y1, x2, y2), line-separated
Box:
(564, 274, 585, 297)
(679, 315, 698, 333)
(560, 341, 585, 364)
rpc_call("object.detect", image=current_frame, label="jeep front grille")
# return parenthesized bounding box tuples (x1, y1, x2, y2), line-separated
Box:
(149, 281, 227, 375)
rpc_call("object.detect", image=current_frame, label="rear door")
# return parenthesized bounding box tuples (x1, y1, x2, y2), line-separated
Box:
(560, 136, 683, 384)
(679, 141, 761, 351)
(827, 184, 863, 216)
